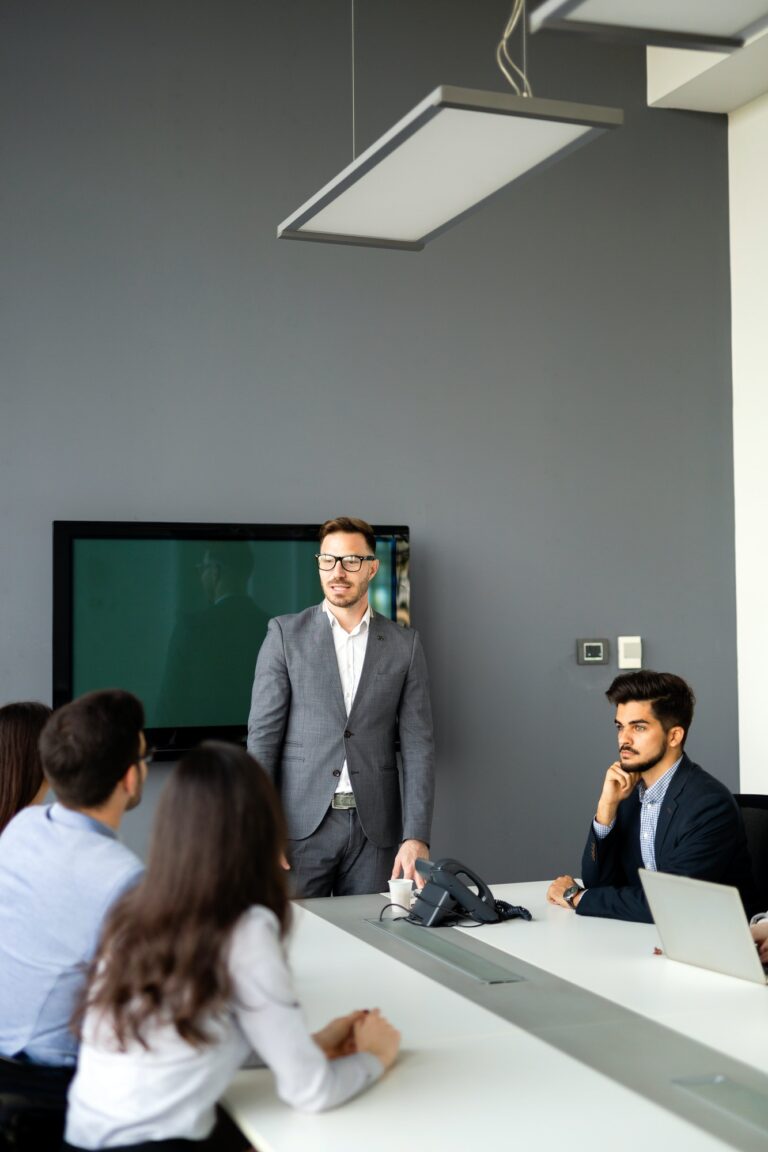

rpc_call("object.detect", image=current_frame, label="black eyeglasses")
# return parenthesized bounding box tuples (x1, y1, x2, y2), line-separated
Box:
(316, 553, 376, 573)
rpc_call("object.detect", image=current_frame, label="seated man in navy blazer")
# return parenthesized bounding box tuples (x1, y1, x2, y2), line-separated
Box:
(547, 670, 755, 922)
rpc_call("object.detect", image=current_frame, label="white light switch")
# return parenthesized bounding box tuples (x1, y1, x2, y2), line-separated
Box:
(618, 635, 642, 669)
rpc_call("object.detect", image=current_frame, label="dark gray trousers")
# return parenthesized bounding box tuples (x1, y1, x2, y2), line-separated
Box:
(288, 807, 395, 898)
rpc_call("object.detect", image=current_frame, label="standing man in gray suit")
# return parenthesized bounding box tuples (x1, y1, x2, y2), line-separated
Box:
(247, 516, 434, 897)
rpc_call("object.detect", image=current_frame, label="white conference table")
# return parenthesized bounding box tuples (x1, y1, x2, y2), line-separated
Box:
(223, 880, 768, 1152)
(468, 881, 768, 1074)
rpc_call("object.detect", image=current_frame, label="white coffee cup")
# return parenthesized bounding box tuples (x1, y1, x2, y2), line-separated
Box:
(388, 878, 413, 915)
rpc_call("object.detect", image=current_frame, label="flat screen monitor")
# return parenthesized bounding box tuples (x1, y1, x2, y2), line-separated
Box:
(53, 521, 410, 758)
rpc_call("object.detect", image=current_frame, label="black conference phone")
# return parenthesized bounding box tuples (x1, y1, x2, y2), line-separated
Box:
(408, 858, 532, 927)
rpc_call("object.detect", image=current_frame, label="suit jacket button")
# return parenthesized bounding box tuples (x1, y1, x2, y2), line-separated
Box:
(344, 729, 352, 738)
(332, 769, 341, 777)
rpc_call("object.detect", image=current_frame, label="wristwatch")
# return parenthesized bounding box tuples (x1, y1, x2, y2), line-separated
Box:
(562, 883, 584, 909)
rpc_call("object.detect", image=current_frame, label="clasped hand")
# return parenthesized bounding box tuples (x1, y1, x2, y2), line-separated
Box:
(313, 1008, 400, 1070)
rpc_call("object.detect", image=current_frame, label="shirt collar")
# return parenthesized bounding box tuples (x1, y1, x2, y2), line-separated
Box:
(47, 801, 118, 840)
(321, 599, 372, 636)
(638, 756, 683, 805)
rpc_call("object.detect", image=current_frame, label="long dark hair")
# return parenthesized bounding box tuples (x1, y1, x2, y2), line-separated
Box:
(0, 702, 52, 833)
(83, 742, 290, 1048)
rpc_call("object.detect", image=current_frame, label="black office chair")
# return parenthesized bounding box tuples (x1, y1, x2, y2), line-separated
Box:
(0, 1055, 72, 1152)
(735, 794, 768, 915)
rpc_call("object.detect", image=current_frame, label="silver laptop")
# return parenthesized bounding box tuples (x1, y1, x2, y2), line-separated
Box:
(639, 869, 767, 985)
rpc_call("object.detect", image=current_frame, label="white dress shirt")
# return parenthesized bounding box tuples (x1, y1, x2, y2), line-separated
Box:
(321, 599, 371, 795)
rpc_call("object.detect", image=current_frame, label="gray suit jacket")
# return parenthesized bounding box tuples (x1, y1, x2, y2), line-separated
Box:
(247, 604, 434, 848)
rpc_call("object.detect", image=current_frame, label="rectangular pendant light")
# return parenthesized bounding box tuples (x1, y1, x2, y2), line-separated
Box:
(277, 85, 622, 251)
(529, 1, 768, 51)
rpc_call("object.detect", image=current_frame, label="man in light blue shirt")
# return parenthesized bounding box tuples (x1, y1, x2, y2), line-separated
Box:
(0, 689, 147, 1069)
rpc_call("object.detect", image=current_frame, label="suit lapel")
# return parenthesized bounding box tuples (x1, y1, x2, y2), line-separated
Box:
(348, 610, 385, 724)
(653, 754, 692, 861)
(311, 606, 348, 724)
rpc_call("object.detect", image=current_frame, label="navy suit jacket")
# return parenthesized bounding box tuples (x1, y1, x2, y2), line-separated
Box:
(578, 754, 756, 923)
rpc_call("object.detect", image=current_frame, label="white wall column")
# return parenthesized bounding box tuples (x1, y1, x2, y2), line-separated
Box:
(730, 91, 768, 793)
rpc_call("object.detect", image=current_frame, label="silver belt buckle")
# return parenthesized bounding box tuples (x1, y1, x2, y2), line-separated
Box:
(332, 792, 356, 810)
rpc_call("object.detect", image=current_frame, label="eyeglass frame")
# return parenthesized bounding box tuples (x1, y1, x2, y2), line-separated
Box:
(315, 553, 377, 573)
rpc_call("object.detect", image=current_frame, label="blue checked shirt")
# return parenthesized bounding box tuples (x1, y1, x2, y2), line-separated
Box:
(593, 757, 683, 871)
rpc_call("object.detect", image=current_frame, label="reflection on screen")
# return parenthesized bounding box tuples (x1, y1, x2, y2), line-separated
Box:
(72, 537, 399, 728)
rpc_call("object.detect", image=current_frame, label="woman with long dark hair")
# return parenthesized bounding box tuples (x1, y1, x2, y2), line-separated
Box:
(63, 742, 399, 1151)
(0, 701, 51, 834)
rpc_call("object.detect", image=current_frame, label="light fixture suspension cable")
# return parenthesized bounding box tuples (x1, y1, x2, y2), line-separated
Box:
(523, 0, 528, 87)
(351, 0, 357, 160)
(497, 0, 533, 97)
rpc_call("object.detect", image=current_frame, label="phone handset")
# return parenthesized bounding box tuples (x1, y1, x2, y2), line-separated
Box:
(411, 857, 503, 925)
(434, 858, 497, 917)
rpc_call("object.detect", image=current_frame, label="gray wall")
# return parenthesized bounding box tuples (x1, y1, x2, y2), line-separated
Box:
(0, 1, 736, 878)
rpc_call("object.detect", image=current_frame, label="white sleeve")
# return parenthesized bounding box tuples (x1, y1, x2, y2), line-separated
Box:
(229, 908, 383, 1113)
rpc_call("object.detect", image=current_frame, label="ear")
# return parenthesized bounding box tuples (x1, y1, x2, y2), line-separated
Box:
(122, 762, 141, 797)
(369, 558, 380, 579)
(667, 725, 685, 750)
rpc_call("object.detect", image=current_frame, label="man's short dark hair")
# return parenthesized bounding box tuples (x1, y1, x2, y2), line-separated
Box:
(39, 690, 145, 809)
(319, 517, 376, 556)
(606, 671, 695, 743)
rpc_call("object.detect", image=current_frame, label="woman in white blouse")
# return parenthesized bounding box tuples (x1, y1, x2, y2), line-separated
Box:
(63, 742, 399, 1152)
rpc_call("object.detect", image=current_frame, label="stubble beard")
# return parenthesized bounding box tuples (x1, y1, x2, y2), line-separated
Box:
(323, 577, 369, 609)
(620, 744, 667, 776)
